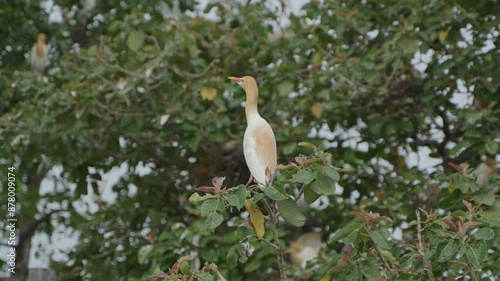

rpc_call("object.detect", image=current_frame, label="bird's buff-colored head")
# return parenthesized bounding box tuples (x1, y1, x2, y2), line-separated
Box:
(37, 33, 47, 43)
(228, 76, 258, 94)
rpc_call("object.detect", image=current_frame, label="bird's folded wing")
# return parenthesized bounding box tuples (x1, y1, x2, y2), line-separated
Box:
(253, 123, 277, 172)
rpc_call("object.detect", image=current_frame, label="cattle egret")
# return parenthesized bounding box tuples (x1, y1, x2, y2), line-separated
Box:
(30, 32, 48, 74)
(476, 157, 497, 188)
(228, 76, 277, 186)
(286, 232, 322, 269)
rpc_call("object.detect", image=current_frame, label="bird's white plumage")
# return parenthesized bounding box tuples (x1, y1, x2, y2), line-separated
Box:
(243, 113, 277, 185)
(229, 75, 277, 186)
(30, 35, 48, 73)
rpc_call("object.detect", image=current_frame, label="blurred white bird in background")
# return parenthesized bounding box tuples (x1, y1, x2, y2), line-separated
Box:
(30, 32, 49, 75)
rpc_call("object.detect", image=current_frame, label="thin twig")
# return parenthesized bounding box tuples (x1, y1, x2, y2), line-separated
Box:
(260, 238, 279, 250)
(169, 57, 216, 79)
(416, 210, 435, 281)
(293, 185, 305, 202)
(371, 238, 393, 273)
(262, 199, 287, 281)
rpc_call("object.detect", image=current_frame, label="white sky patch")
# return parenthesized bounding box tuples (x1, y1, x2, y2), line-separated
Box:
(482, 28, 498, 53)
(405, 145, 442, 172)
(411, 49, 435, 73)
(451, 80, 474, 108)
(369, 157, 394, 173)
(459, 24, 474, 46)
(367, 29, 379, 40)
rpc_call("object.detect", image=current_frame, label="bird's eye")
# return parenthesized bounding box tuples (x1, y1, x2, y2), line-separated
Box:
(238, 78, 245, 84)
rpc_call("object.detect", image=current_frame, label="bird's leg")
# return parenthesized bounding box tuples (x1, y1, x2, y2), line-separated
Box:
(245, 175, 254, 187)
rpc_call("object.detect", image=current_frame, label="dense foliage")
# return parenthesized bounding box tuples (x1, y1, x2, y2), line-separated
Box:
(0, 0, 498, 280)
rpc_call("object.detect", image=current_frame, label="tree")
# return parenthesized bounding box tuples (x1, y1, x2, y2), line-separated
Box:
(0, 0, 498, 280)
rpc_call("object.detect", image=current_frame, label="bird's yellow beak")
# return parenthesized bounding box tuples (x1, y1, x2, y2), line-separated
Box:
(228, 76, 244, 84)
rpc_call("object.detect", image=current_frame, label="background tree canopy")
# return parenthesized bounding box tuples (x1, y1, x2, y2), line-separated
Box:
(0, 0, 499, 280)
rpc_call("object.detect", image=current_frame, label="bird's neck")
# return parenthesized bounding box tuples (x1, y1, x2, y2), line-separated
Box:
(245, 88, 260, 123)
(36, 42, 45, 58)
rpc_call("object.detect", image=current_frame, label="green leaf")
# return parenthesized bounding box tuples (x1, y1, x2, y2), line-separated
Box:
(189, 192, 208, 203)
(323, 165, 340, 181)
(479, 216, 500, 228)
(423, 249, 435, 262)
(180, 261, 191, 275)
(281, 142, 297, 155)
(464, 240, 487, 269)
(227, 244, 248, 267)
(292, 170, 316, 185)
(450, 141, 472, 156)
(226, 185, 247, 209)
(201, 198, 224, 230)
(309, 174, 336, 195)
(485, 139, 498, 155)
(188, 134, 202, 151)
(329, 222, 363, 244)
(312, 163, 340, 181)
(227, 245, 238, 267)
(473, 227, 494, 241)
(127, 30, 146, 51)
(367, 114, 385, 134)
(198, 271, 214, 281)
(450, 173, 468, 193)
(368, 229, 393, 250)
(472, 190, 495, 206)
(137, 245, 153, 265)
(342, 228, 360, 245)
(399, 253, 416, 269)
(437, 239, 461, 262)
(304, 185, 321, 204)
(438, 189, 466, 210)
(261, 185, 288, 201)
(277, 80, 294, 96)
(277, 198, 306, 227)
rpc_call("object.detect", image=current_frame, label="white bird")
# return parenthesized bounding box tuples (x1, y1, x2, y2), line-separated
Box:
(30, 32, 48, 74)
(229, 76, 277, 186)
(476, 157, 497, 190)
(285, 232, 323, 269)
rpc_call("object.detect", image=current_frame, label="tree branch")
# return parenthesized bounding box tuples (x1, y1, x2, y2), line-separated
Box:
(262, 199, 287, 281)
(416, 210, 435, 281)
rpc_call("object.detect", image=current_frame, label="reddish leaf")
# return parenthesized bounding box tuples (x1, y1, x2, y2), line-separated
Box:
(196, 186, 219, 193)
(212, 176, 226, 189)
(451, 261, 469, 268)
(341, 254, 351, 264)
(302, 158, 319, 165)
(351, 211, 369, 221)
(276, 163, 297, 170)
(442, 219, 458, 232)
(463, 221, 482, 233)
(298, 141, 317, 150)
(295, 157, 304, 164)
(449, 162, 465, 174)
(373, 216, 393, 223)
(462, 200, 474, 213)
(334, 167, 350, 173)
(170, 256, 192, 274)
(418, 207, 428, 217)
(202, 262, 218, 272)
